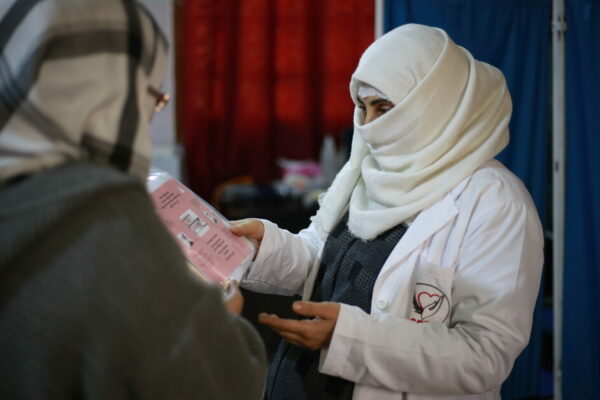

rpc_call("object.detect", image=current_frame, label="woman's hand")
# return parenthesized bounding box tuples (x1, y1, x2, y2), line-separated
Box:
(258, 301, 341, 350)
(230, 219, 264, 259)
(223, 281, 244, 315)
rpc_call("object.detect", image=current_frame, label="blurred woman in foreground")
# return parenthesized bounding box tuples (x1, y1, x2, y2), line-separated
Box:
(0, 1, 266, 398)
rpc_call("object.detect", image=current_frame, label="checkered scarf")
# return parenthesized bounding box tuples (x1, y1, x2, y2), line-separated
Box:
(0, 0, 168, 184)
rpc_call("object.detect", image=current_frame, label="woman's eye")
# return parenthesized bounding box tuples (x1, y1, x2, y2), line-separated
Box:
(377, 105, 392, 115)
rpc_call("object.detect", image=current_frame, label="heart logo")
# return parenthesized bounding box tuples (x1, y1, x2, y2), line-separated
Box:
(412, 284, 449, 322)
(417, 291, 441, 310)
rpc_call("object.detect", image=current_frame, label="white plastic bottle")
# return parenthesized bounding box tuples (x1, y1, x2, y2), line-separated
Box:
(319, 135, 337, 187)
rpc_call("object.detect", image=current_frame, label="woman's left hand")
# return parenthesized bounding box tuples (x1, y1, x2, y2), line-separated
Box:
(258, 301, 341, 350)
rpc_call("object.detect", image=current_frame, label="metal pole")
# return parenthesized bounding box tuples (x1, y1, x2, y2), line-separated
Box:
(375, 0, 384, 39)
(552, 0, 566, 399)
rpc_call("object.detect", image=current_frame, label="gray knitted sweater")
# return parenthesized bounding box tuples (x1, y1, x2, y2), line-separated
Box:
(0, 162, 266, 399)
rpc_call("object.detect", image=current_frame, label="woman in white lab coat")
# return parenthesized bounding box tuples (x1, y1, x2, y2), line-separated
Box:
(234, 23, 544, 400)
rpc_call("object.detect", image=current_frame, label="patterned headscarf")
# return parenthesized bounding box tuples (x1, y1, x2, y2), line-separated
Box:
(0, 0, 168, 183)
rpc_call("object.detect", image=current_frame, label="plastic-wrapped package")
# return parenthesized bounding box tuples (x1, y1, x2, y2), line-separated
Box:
(147, 168, 255, 287)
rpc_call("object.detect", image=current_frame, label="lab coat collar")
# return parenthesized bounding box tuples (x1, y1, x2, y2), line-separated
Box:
(380, 174, 472, 275)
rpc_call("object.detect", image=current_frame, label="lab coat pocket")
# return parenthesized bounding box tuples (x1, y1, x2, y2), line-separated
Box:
(409, 257, 454, 324)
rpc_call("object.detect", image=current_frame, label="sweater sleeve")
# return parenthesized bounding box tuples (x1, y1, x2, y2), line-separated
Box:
(81, 185, 268, 399)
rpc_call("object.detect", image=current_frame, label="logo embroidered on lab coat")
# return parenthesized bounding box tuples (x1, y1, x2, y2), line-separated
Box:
(410, 283, 450, 323)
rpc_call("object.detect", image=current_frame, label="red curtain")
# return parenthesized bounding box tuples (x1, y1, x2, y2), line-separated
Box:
(178, 0, 374, 201)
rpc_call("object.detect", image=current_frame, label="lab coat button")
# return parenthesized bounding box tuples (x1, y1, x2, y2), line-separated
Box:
(376, 299, 388, 310)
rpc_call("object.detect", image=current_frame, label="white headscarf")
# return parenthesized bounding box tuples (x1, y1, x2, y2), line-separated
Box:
(0, 0, 168, 184)
(311, 24, 511, 240)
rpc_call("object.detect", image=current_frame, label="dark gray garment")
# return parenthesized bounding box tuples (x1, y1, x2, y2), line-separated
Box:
(0, 162, 267, 399)
(266, 212, 407, 400)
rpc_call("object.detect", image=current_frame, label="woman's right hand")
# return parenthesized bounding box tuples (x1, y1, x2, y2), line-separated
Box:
(223, 281, 244, 315)
(230, 219, 264, 259)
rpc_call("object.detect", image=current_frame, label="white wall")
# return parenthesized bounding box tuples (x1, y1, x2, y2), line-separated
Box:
(142, 1, 183, 181)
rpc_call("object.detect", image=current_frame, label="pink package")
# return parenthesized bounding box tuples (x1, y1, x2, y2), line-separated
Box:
(147, 169, 255, 285)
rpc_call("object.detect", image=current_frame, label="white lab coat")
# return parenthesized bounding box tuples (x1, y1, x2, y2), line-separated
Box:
(242, 160, 544, 400)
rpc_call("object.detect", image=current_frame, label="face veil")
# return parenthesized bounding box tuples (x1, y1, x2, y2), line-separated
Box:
(311, 23, 511, 241)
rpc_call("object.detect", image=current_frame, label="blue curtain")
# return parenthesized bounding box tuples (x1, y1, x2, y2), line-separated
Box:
(383, 1, 550, 398)
(564, 1, 600, 398)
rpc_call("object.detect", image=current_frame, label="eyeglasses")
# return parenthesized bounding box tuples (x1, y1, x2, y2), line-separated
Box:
(147, 86, 171, 113)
